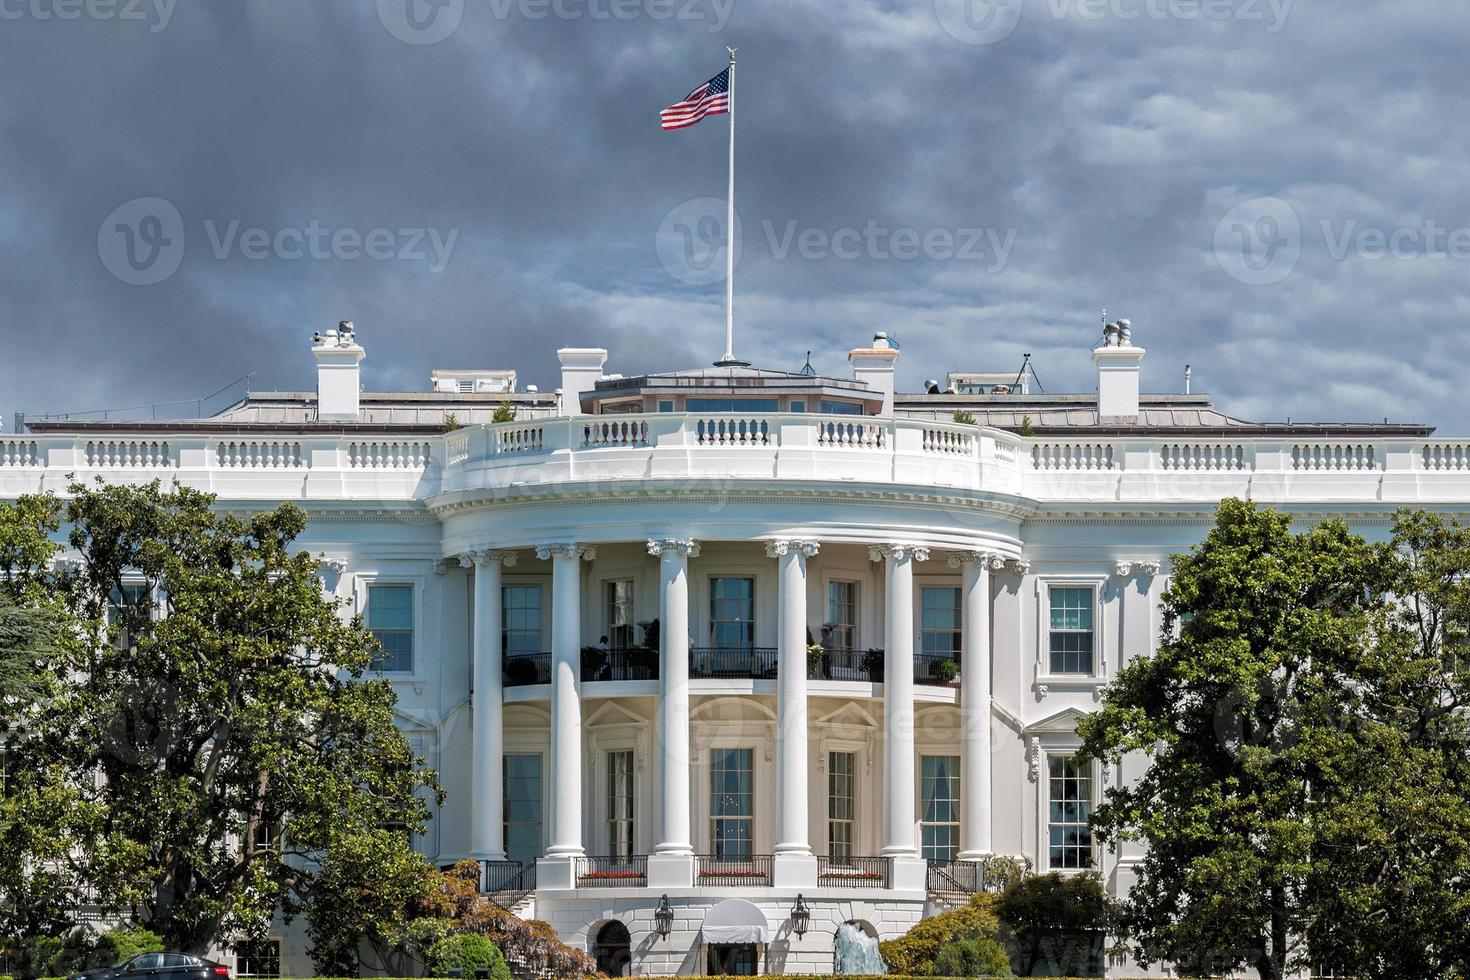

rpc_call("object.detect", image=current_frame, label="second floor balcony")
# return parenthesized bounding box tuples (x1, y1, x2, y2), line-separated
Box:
(501, 645, 960, 687)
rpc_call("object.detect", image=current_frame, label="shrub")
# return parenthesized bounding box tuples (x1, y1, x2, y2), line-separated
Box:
(491, 402, 517, 424)
(953, 410, 976, 425)
(93, 928, 165, 968)
(995, 871, 1114, 977)
(879, 893, 1005, 976)
(427, 933, 510, 980)
(934, 938, 1012, 977)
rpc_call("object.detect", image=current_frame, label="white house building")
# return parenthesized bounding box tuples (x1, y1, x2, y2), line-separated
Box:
(4, 319, 1461, 977)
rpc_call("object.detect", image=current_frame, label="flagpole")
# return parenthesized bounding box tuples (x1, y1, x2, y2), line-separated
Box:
(721, 46, 738, 366)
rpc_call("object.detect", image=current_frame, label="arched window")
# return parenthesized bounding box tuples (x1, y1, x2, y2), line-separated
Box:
(592, 920, 632, 977)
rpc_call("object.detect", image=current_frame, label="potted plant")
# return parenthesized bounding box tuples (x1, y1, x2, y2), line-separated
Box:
(807, 642, 826, 678)
(861, 648, 885, 682)
(930, 657, 959, 684)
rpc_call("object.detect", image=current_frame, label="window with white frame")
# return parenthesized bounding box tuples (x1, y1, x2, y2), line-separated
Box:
(604, 579, 635, 652)
(504, 754, 543, 867)
(502, 585, 543, 654)
(921, 586, 962, 658)
(709, 747, 754, 859)
(366, 584, 414, 672)
(607, 749, 635, 860)
(235, 940, 280, 979)
(828, 751, 855, 859)
(709, 577, 755, 649)
(1048, 755, 1094, 869)
(920, 755, 960, 860)
(1048, 585, 1096, 674)
(827, 581, 859, 651)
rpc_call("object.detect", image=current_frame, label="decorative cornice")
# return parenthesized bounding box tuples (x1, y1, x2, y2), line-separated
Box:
(535, 543, 597, 561)
(319, 557, 348, 575)
(765, 538, 820, 559)
(867, 543, 931, 563)
(647, 537, 701, 558)
(49, 557, 84, 575)
(460, 549, 519, 569)
(1113, 559, 1162, 577)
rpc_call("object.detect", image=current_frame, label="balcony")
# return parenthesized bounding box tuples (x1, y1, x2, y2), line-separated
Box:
(574, 855, 648, 888)
(503, 652, 551, 686)
(817, 855, 890, 888)
(695, 854, 774, 887)
(582, 647, 659, 682)
(689, 646, 778, 679)
(807, 648, 960, 687)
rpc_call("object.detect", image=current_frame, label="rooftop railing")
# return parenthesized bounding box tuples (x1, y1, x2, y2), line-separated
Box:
(6, 420, 1470, 506)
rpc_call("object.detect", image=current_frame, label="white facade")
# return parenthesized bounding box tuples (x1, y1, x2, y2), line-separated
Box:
(6, 325, 1465, 977)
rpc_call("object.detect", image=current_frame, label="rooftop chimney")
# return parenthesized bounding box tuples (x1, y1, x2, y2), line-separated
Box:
(557, 348, 608, 414)
(848, 331, 900, 415)
(1092, 318, 1144, 419)
(313, 321, 365, 421)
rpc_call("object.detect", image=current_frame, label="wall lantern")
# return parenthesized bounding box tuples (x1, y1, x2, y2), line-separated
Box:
(655, 894, 674, 939)
(791, 894, 810, 939)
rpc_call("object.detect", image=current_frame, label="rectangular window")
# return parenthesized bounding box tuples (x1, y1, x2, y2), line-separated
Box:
(504, 754, 543, 867)
(709, 577, 755, 649)
(1049, 586, 1095, 674)
(502, 586, 543, 655)
(828, 751, 855, 859)
(235, 940, 280, 979)
(604, 579, 635, 652)
(658, 399, 675, 413)
(1048, 755, 1094, 869)
(607, 750, 635, 860)
(920, 755, 960, 861)
(366, 584, 414, 673)
(107, 582, 152, 650)
(827, 581, 859, 652)
(819, 399, 862, 415)
(921, 586, 962, 658)
(709, 747, 753, 860)
(686, 397, 779, 413)
(789, 400, 807, 413)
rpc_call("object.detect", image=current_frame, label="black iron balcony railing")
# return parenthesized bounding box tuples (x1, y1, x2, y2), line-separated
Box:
(926, 858, 987, 895)
(695, 853, 774, 886)
(915, 652, 961, 686)
(574, 855, 648, 887)
(581, 647, 659, 682)
(806, 649, 960, 686)
(689, 646, 779, 679)
(817, 855, 891, 888)
(481, 859, 537, 907)
(503, 652, 552, 686)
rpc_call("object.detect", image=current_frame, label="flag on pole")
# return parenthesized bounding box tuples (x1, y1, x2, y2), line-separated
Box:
(660, 67, 731, 131)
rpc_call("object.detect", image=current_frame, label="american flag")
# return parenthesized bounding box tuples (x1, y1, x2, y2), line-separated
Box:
(660, 67, 730, 131)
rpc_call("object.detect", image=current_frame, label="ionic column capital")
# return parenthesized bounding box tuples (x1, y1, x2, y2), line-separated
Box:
(647, 537, 701, 559)
(947, 550, 1001, 569)
(535, 543, 597, 562)
(868, 543, 931, 564)
(320, 557, 348, 575)
(1113, 559, 1161, 578)
(765, 538, 820, 559)
(460, 549, 519, 569)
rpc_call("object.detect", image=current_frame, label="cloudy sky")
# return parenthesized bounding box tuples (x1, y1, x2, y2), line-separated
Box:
(1, 0, 1467, 430)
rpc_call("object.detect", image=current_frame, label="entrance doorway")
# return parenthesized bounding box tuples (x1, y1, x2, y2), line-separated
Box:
(706, 943, 759, 975)
(592, 921, 631, 977)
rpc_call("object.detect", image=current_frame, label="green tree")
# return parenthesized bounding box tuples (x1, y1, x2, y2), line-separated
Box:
(1078, 499, 1386, 980)
(0, 481, 440, 971)
(995, 872, 1113, 976)
(0, 595, 58, 706)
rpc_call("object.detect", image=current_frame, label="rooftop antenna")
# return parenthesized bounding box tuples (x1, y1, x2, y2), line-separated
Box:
(799, 351, 816, 376)
(1185, 364, 1192, 394)
(1014, 353, 1042, 394)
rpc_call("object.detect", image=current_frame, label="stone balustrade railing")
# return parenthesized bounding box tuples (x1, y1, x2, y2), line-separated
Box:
(3, 419, 1469, 505)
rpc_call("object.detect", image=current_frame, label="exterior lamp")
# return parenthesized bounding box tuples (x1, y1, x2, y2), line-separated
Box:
(655, 894, 674, 939)
(791, 894, 810, 939)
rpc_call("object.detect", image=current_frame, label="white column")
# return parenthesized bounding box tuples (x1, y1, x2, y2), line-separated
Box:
(538, 542, 593, 860)
(464, 549, 516, 862)
(769, 538, 819, 857)
(951, 551, 995, 859)
(647, 538, 698, 889)
(872, 543, 928, 858)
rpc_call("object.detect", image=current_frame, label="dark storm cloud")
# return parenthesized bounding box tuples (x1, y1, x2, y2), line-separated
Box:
(1, 0, 1467, 429)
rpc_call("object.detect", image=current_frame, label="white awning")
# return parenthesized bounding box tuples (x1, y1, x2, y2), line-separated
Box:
(701, 899, 770, 944)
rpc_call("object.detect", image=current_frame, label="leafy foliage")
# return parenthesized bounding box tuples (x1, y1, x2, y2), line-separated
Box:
(952, 410, 976, 425)
(932, 938, 1012, 977)
(995, 872, 1113, 976)
(0, 482, 440, 973)
(879, 894, 1007, 976)
(1079, 500, 1470, 980)
(426, 934, 509, 980)
(491, 402, 516, 424)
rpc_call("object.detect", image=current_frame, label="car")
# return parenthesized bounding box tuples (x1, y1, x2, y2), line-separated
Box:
(70, 952, 231, 980)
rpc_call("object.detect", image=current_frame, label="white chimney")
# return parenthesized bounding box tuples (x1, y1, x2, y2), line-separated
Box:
(1092, 318, 1144, 419)
(557, 348, 608, 414)
(313, 321, 365, 421)
(848, 331, 901, 415)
